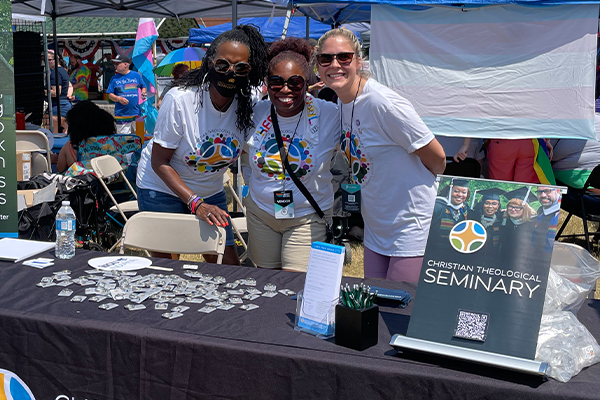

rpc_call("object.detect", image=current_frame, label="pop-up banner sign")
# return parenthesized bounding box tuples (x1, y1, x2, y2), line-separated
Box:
(408, 176, 564, 360)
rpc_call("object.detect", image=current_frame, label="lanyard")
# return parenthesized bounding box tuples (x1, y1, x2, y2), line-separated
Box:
(339, 76, 362, 184)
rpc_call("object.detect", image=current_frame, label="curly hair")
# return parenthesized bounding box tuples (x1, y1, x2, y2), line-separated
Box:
(66, 100, 116, 148)
(268, 37, 312, 77)
(179, 24, 269, 133)
(171, 63, 189, 80)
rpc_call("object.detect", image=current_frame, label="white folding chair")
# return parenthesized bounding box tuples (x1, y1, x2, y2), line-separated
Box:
(120, 212, 226, 264)
(90, 154, 139, 252)
(16, 130, 52, 175)
(223, 173, 251, 264)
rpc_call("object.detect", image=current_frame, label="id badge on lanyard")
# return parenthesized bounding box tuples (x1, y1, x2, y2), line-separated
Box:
(341, 183, 361, 213)
(274, 190, 294, 219)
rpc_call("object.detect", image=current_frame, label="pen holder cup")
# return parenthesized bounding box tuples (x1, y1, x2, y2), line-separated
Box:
(335, 304, 379, 351)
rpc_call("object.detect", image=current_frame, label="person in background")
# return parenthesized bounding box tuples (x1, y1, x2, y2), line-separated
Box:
(136, 25, 269, 263)
(156, 63, 189, 109)
(470, 188, 504, 256)
(487, 138, 553, 184)
(106, 54, 147, 134)
(56, 100, 116, 173)
(44, 49, 71, 133)
(314, 28, 445, 282)
(499, 195, 536, 258)
(68, 54, 91, 102)
(99, 54, 116, 92)
(243, 37, 339, 272)
(86, 58, 101, 96)
(431, 178, 470, 249)
(532, 186, 561, 254)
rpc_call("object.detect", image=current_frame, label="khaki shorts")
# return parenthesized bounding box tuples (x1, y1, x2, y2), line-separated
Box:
(245, 193, 332, 272)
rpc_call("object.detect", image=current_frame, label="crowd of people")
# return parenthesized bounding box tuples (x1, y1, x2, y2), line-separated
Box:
(40, 25, 600, 282)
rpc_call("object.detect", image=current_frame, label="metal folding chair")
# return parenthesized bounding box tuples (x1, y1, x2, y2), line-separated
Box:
(120, 212, 226, 264)
(90, 154, 139, 252)
(556, 164, 600, 252)
(223, 173, 251, 264)
(16, 130, 52, 175)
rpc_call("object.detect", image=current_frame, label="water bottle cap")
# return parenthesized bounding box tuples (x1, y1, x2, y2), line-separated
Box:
(62, 201, 70, 206)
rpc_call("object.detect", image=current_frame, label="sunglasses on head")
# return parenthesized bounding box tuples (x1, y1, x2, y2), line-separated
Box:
(267, 75, 306, 92)
(213, 58, 251, 76)
(316, 52, 355, 67)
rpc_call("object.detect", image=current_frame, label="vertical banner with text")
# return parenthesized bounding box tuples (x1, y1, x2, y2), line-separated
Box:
(0, 0, 17, 237)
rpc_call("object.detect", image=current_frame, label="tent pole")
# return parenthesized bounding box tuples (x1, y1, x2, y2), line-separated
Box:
(232, 0, 237, 28)
(306, 16, 309, 40)
(282, 2, 293, 39)
(51, 0, 61, 132)
(42, 17, 53, 133)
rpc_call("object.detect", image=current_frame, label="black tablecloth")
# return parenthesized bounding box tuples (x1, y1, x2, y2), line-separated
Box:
(0, 250, 599, 399)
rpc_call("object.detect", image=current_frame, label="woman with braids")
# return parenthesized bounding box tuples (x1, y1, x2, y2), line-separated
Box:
(314, 28, 446, 282)
(243, 37, 339, 271)
(136, 25, 269, 263)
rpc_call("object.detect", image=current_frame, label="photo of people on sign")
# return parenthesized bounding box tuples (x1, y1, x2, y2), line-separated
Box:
(408, 176, 563, 360)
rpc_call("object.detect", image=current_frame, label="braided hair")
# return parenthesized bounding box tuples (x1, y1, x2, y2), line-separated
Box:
(179, 24, 269, 133)
(268, 37, 312, 77)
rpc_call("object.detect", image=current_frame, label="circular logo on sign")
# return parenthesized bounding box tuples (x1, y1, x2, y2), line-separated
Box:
(0, 369, 36, 400)
(448, 220, 487, 254)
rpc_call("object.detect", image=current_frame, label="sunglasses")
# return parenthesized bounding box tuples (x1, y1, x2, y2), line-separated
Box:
(267, 75, 306, 92)
(316, 52, 355, 67)
(213, 58, 251, 76)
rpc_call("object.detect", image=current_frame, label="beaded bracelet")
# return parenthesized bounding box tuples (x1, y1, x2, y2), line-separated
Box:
(190, 197, 204, 214)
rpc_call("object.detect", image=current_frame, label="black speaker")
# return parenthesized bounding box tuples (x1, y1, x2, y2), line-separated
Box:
(13, 31, 44, 125)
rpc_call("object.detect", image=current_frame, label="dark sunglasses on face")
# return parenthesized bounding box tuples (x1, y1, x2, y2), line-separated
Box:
(213, 58, 251, 76)
(267, 75, 306, 92)
(316, 52, 355, 67)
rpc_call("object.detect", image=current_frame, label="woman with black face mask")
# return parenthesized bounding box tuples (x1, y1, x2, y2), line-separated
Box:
(136, 25, 268, 264)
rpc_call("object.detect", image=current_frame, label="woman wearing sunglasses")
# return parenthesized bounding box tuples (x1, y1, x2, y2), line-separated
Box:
(136, 25, 269, 263)
(314, 28, 446, 282)
(243, 38, 339, 271)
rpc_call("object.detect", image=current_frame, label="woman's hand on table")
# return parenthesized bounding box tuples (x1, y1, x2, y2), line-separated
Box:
(195, 202, 230, 227)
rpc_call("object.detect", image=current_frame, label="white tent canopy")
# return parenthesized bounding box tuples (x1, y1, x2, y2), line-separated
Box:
(11, 0, 289, 19)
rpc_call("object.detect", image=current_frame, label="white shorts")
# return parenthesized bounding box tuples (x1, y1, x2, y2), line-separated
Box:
(116, 121, 135, 134)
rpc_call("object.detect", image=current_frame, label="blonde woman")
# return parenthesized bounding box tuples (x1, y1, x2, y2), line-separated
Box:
(314, 28, 445, 282)
(499, 197, 536, 258)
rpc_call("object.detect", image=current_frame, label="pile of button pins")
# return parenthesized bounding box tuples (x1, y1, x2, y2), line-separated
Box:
(37, 266, 296, 320)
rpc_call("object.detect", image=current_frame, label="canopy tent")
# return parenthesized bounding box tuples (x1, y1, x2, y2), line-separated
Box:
(190, 16, 333, 43)
(11, 0, 289, 19)
(296, 0, 600, 25)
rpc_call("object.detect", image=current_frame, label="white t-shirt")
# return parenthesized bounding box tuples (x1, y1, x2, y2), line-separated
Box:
(340, 78, 437, 257)
(137, 87, 244, 198)
(246, 95, 339, 217)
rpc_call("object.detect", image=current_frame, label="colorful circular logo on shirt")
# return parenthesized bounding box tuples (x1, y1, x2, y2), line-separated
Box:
(449, 220, 487, 253)
(339, 127, 369, 184)
(185, 134, 240, 173)
(254, 136, 313, 181)
(0, 369, 36, 400)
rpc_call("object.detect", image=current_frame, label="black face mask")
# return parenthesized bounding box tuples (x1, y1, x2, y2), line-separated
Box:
(208, 68, 249, 98)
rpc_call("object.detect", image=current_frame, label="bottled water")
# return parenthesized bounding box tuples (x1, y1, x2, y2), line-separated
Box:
(55, 200, 76, 259)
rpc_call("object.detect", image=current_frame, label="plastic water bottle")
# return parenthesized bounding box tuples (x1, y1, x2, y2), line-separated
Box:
(55, 201, 76, 259)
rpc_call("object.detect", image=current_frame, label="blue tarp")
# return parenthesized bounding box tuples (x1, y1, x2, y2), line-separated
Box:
(296, 0, 600, 24)
(190, 16, 334, 43)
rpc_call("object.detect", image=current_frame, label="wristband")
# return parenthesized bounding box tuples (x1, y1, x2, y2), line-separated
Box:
(186, 193, 197, 207)
(190, 197, 204, 214)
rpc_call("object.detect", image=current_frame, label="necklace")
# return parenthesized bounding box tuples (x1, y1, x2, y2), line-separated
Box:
(211, 96, 234, 116)
(340, 76, 363, 184)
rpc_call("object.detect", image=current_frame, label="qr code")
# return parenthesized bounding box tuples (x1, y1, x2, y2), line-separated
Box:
(453, 310, 489, 342)
(348, 195, 355, 202)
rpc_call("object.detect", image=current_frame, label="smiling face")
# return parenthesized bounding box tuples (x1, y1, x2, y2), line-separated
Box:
(267, 60, 306, 118)
(316, 35, 361, 103)
(482, 200, 500, 217)
(537, 187, 559, 208)
(507, 199, 524, 219)
(450, 186, 468, 206)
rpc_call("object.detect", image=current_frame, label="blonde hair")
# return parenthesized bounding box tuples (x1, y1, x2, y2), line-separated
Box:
(313, 28, 370, 78)
(504, 198, 535, 222)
